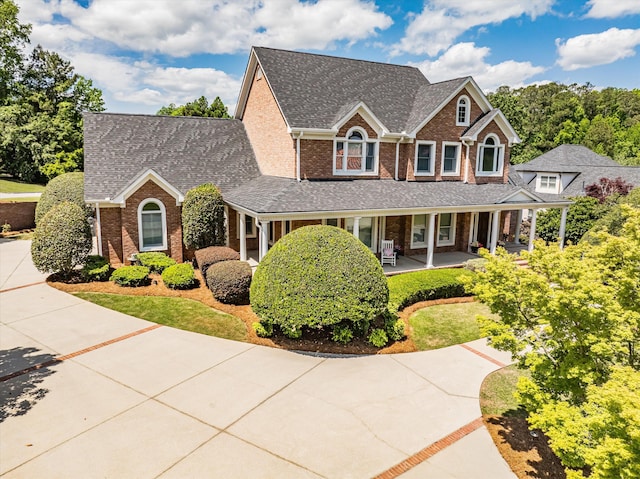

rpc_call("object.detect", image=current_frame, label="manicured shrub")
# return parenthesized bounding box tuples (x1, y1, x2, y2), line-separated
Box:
(31, 201, 92, 278)
(136, 252, 176, 273)
(194, 246, 240, 276)
(161, 263, 196, 289)
(253, 321, 273, 338)
(35, 172, 90, 225)
(332, 324, 354, 344)
(463, 258, 487, 273)
(182, 183, 225, 250)
(206, 260, 252, 305)
(250, 225, 389, 339)
(110, 265, 150, 287)
(81, 255, 111, 282)
(368, 328, 389, 348)
(385, 317, 406, 342)
(387, 268, 474, 313)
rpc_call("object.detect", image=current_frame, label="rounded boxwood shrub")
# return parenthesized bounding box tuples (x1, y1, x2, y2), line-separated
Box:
(206, 260, 252, 305)
(194, 246, 240, 276)
(136, 252, 176, 273)
(182, 183, 225, 250)
(110, 265, 150, 287)
(35, 172, 91, 225)
(161, 263, 196, 289)
(250, 225, 389, 339)
(368, 328, 389, 347)
(82, 255, 111, 282)
(31, 201, 92, 278)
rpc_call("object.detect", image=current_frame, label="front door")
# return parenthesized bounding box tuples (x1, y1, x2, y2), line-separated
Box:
(477, 212, 490, 247)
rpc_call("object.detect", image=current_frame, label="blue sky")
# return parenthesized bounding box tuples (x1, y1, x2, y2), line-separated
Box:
(16, 0, 640, 114)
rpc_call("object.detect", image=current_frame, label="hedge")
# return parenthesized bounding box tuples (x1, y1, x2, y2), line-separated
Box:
(82, 255, 111, 282)
(110, 266, 150, 287)
(194, 246, 240, 276)
(35, 172, 91, 225)
(387, 268, 474, 313)
(161, 263, 196, 289)
(182, 183, 225, 250)
(136, 252, 176, 273)
(205, 260, 252, 305)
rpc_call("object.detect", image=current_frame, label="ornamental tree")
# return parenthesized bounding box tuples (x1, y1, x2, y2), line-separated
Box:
(35, 171, 90, 225)
(181, 183, 225, 250)
(535, 195, 603, 244)
(585, 177, 633, 203)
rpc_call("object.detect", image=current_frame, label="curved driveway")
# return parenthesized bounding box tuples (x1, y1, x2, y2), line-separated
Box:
(0, 239, 515, 478)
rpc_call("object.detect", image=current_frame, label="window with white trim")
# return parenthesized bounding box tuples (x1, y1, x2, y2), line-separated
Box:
(236, 214, 256, 239)
(334, 128, 377, 175)
(437, 213, 456, 246)
(138, 199, 167, 251)
(411, 214, 427, 248)
(441, 142, 461, 175)
(346, 217, 374, 249)
(476, 135, 504, 176)
(414, 141, 435, 176)
(323, 218, 342, 228)
(456, 96, 470, 126)
(537, 174, 559, 193)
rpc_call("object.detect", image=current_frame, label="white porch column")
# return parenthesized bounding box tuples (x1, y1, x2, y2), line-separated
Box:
(239, 213, 247, 261)
(353, 216, 361, 240)
(490, 210, 500, 254)
(258, 220, 270, 260)
(514, 209, 523, 244)
(426, 213, 436, 269)
(558, 207, 568, 249)
(528, 209, 537, 252)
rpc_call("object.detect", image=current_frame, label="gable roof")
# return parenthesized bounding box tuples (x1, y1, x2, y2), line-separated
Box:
(84, 113, 260, 202)
(513, 144, 618, 173)
(461, 109, 521, 145)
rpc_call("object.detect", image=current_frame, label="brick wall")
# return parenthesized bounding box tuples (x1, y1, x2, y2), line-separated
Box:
(242, 67, 296, 177)
(0, 202, 36, 230)
(337, 113, 378, 138)
(99, 207, 124, 265)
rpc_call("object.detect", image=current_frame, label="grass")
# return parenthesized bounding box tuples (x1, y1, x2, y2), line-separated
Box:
(0, 178, 45, 193)
(73, 292, 248, 342)
(409, 300, 492, 350)
(0, 197, 40, 203)
(480, 364, 530, 417)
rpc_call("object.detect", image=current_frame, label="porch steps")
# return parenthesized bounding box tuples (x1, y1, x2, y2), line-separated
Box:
(514, 258, 529, 268)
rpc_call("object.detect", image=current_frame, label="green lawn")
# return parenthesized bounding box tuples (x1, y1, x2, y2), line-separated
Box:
(73, 292, 248, 342)
(0, 178, 45, 193)
(0, 196, 40, 203)
(480, 364, 531, 417)
(409, 301, 493, 351)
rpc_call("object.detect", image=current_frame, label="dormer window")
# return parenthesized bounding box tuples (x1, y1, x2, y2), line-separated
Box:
(456, 96, 470, 126)
(476, 134, 505, 176)
(334, 128, 378, 175)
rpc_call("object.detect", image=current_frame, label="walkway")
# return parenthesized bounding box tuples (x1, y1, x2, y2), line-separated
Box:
(0, 239, 516, 478)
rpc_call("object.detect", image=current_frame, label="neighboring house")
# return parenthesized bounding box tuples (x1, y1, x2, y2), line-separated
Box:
(84, 47, 571, 267)
(513, 144, 640, 196)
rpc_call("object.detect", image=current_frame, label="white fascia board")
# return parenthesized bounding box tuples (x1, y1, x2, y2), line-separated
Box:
(234, 49, 257, 119)
(331, 102, 388, 137)
(460, 109, 521, 146)
(112, 169, 184, 206)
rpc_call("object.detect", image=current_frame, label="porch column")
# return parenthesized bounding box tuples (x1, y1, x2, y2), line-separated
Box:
(352, 216, 361, 240)
(426, 213, 436, 269)
(239, 213, 247, 261)
(490, 210, 500, 254)
(94, 203, 103, 256)
(528, 209, 537, 252)
(514, 209, 523, 244)
(259, 220, 269, 260)
(558, 207, 568, 249)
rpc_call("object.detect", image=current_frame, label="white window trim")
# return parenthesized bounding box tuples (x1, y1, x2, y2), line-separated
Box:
(537, 174, 560, 194)
(437, 213, 457, 247)
(441, 141, 462, 176)
(138, 198, 167, 252)
(322, 218, 342, 228)
(414, 141, 436, 176)
(410, 214, 428, 249)
(345, 216, 378, 252)
(333, 126, 379, 176)
(476, 134, 504, 177)
(456, 95, 470, 126)
(236, 214, 257, 239)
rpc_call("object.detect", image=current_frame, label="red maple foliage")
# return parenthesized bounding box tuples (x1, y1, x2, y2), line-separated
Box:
(584, 177, 633, 203)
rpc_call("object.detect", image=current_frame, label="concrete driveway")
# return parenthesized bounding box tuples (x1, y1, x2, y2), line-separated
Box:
(0, 239, 515, 478)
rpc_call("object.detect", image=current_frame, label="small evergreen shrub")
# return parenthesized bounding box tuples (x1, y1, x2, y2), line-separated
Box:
(194, 246, 240, 276)
(161, 263, 196, 289)
(35, 172, 91, 225)
(387, 268, 473, 313)
(253, 321, 273, 338)
(368, 328, 389, 348)
(82, 255, 111, 282)
(110, 265, 150, 287)
(385, 314, 406, 341)
(205, 260, 252, 305)
(136, 252, 176, 273)
(332, 324, 354, 344)
(31, 201, 92, 277)
(463, 258, 487, 273)
(182, 183, 225, 250)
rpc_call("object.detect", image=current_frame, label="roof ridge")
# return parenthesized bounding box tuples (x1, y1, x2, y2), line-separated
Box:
(83, 112, 239, 122)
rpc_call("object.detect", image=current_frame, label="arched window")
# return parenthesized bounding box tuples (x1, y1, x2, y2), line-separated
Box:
(477, 134, 504, 176)
(138, 199, 167, 251)
(456, 96, 470, 126)
(334, 127, 377, 175)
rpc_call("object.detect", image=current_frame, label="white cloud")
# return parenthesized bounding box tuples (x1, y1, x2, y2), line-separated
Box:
(411, 42, 546, 91)
(556, 28, 640, 70)
(585, 0, 640, 18)
(392, 0, 554, 56)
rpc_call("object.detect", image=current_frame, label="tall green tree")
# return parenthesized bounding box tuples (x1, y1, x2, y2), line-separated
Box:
(157, 95, 230, 118)
(0, 0, 30, 104)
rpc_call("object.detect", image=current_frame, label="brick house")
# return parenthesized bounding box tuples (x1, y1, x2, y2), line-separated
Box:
(84, 47, 571, 267)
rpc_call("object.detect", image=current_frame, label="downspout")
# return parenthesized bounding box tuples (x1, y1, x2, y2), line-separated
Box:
(463, 141, 471, 184)
(394, 139, 400, 181)
(94, 202, 103, 256)
(296, 131, 302, 182)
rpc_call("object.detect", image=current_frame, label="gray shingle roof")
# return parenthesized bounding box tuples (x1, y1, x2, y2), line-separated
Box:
(405, 78, 470, 133)
(84, 113, 260, 201)
(513, 144, 618, 172)
(561, 166, 640, 196)
(224, 177, 562, 215)
(253, 47, 437, 132)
